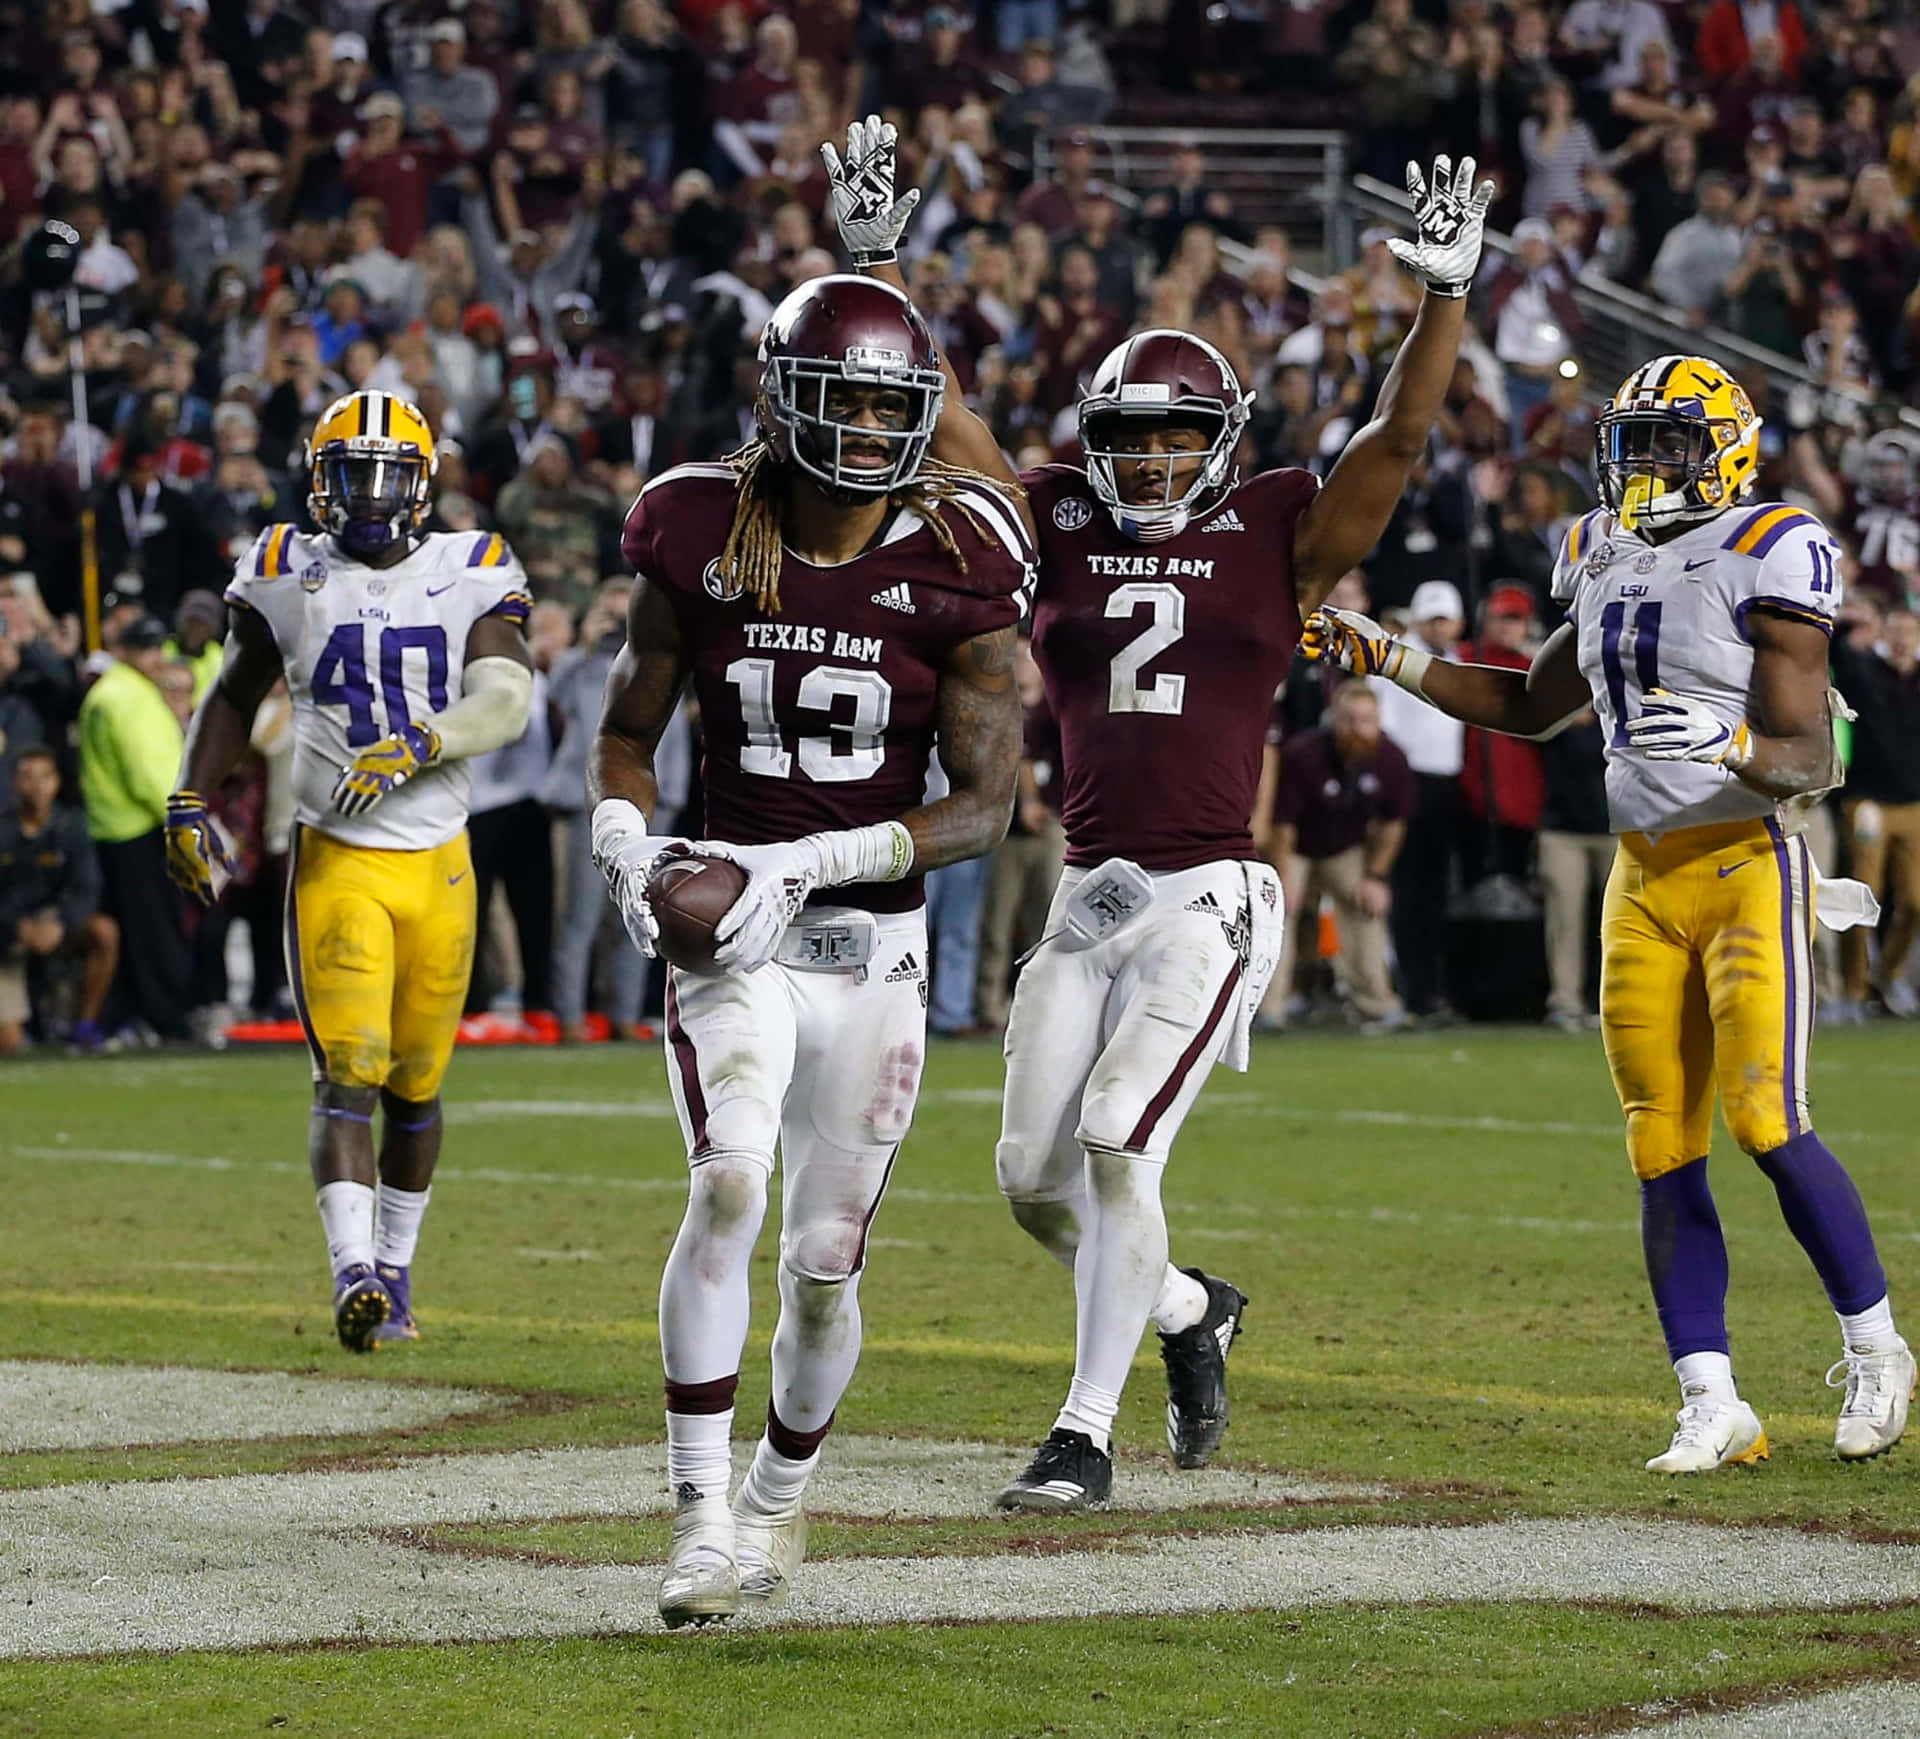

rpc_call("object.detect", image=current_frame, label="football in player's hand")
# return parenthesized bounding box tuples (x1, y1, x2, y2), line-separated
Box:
(650, 855, 750, 974)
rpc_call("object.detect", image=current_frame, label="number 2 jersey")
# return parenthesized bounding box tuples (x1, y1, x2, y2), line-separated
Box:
(1022, 464, 1322, 871)
(1551, 500, 1842, 835)
(622, 462, 1034, 912)
(224, 524, 532, 850)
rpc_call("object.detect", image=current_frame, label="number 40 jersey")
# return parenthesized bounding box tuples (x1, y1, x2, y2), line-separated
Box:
(224, 524, 532, 850)
(1552, 500, 1843, 835)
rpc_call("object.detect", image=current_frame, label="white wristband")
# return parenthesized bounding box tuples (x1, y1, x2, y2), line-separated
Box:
(590, 797, 653, 874)
(809, 820, 915, 888)
(1385, 643, 1434, 696)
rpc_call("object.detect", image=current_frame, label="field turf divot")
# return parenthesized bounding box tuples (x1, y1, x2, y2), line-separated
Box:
(0, 1361, 497, 1452)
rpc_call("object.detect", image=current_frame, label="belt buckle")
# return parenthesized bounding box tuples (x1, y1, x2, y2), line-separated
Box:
(780, 911, 878, 973)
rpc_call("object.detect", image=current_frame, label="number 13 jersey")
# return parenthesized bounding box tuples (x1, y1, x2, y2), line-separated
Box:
(623, 464, 1033, 913)
(224, 524, 532, 851)
(1550, 500, 1843, 836)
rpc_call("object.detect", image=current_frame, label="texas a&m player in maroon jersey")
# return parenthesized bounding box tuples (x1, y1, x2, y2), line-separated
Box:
(1792, 427, 1920, 611)
(588, 273, 1032, 1626)
(821, 117, 1494, 1508)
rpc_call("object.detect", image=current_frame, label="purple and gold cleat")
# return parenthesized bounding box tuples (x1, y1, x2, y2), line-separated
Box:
(332, 1263, 392, 1353)
(372, 1263, 418, 1344)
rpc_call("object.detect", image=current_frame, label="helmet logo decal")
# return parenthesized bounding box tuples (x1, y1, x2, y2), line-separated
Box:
(844, 344, 910, 371)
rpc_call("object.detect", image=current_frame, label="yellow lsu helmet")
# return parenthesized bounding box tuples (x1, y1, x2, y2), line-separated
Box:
(1594, 355, 1761, 534)
(306, 391, 437, 556)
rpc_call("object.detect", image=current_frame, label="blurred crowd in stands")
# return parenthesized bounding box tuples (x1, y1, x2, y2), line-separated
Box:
(0, 0, 1918, 1054)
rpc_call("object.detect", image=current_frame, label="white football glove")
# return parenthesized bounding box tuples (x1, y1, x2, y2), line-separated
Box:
(1623, 689, 1755, 769)
(590, 800, 688, 960)
(1387, 154, 1496, 299)
(821, 113, 921, 267)
(694, 838, 828, 975)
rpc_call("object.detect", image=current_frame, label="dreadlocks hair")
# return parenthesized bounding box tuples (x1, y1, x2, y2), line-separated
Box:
(711, 436, 1028, 614)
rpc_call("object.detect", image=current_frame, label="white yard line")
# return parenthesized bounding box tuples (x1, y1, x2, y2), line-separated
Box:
(0, 1362, 496, 1452)
(4, 1433, 1917, 1656)
(1617, 1683, 1920, 1736)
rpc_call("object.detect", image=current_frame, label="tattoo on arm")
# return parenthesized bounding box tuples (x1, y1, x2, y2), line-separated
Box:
(907, 625, 1022, 871)
(587, 578, 687, 818)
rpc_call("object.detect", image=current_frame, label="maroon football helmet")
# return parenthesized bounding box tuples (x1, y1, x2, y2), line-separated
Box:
(1861, 430, 1920, 506)
(1079, 330, 1252, 542)
(758, 275, 946, 497)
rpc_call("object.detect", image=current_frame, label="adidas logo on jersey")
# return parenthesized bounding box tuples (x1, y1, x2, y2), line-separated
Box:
(871, 583, 916, 614)
(1185, 892, 1223, 914)
(1199, 509, 1246, 533)
(885, 952, 925, 983)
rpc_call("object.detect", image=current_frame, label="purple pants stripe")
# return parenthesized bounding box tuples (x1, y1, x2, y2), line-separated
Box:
(282, 826, 326, 1077)
(1765, 817, 1802, 1139)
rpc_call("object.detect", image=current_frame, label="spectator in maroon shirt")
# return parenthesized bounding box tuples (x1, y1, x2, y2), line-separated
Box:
(340, 92, 463, 258)
(1016, 128, 1096, 239)
(897, 7, 993, 115)
(711, 11, 801, 178)
(1266, 680, 1415, 1031)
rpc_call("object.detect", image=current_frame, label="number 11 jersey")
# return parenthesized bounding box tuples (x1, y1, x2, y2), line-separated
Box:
(225, 524, 532, 851)
(1550, 501, 1842, 835)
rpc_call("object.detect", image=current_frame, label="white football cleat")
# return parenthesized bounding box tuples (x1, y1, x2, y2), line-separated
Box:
(732, 1492, 808, 1605)
(1646, 1397, 1769, 1473)
(658, 1484, 739, 1628)
(1828, 1338, 1917, 1461)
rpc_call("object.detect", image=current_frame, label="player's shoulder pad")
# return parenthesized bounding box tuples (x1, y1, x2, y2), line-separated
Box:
(1236, 464, 1322, 518)
(1549, 507, 1611, 606)
(225, 523, 310, 613)
(1018, 463, 1095, 528)
(1720, 501, 1842, 633)
(930, 480, 1036, 588)
(622, 462, 741, 578)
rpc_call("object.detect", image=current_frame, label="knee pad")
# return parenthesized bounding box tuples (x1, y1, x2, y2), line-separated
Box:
(686, 1153, 771, 1238)
(1076, 1086, 1152, 1161)
(994, 1134, 1066, 1205)
(781, 1215, 870, 1285)
(701, 1095, 781, 1161)
(1719, 1092, 1791, 1161)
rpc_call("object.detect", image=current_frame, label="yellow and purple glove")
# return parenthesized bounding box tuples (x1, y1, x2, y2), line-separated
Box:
(165, 789, 235, 905)
(1299, 608, 1428, 688)
(331, 722, 442, 818)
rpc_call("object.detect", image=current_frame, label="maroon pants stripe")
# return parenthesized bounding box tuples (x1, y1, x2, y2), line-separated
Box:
(1125, 962, 1243, 1151)
(665, 974, 710, 1151)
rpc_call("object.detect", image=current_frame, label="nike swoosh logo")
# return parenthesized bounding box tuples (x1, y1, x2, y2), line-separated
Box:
(447, 872, 468, 885)
(1684, 559, 1714, 572)
(1717, 862, 1750, 878)
(426, 582, 457, 597)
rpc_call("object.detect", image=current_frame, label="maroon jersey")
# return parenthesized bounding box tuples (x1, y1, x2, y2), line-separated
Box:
(1842, 484, 1920, 610)
(624, 463, 1033, 911)
(1024, 464, 1320, 872)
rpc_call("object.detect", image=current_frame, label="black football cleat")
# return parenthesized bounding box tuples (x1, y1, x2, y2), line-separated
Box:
(995, 1428, 1113, 1513)
(1158, 1268, 1247, 1468)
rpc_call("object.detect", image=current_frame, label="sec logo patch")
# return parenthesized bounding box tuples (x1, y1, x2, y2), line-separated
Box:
(702, 558, 744, 602)
(1052, 498, 1093, 532)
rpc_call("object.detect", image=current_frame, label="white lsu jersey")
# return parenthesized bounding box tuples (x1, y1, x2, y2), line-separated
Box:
(224, 525, 532, 850)
(1551, 501, 1841, 836)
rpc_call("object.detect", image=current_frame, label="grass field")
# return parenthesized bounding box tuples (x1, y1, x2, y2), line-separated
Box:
(3, 1026, 1920, 1737)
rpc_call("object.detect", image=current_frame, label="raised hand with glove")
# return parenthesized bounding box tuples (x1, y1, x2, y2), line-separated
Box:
(165, 788, 236, 905)
(1623, 690, 1754, 769)
(696, 821, 915, 975)
(821, 113, 921, 267)
(1386, 154, 1496, 299)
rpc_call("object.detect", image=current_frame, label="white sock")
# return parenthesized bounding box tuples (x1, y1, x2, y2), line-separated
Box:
(1674, 1351, 1737, 1404)
(665, 1408, 734, 1501)
(1839, 1295, 1899, 1353)
(740, 1440, 818, 1514)
(1054, 1376, 1122, 1452)
(316, 1181, 376, 1275)
(374, 1184, 430, 1269)
(1150, 1265, 1208, 1335)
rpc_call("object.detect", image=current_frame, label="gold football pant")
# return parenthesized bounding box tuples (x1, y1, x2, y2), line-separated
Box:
(285, 825, 477, 1099)
(1600, 818, 1815, 1180)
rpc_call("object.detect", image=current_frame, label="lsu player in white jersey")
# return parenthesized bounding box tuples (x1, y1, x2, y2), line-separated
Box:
(167, 391, 534, 1350)
(1303, 356, 1913, 1471)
